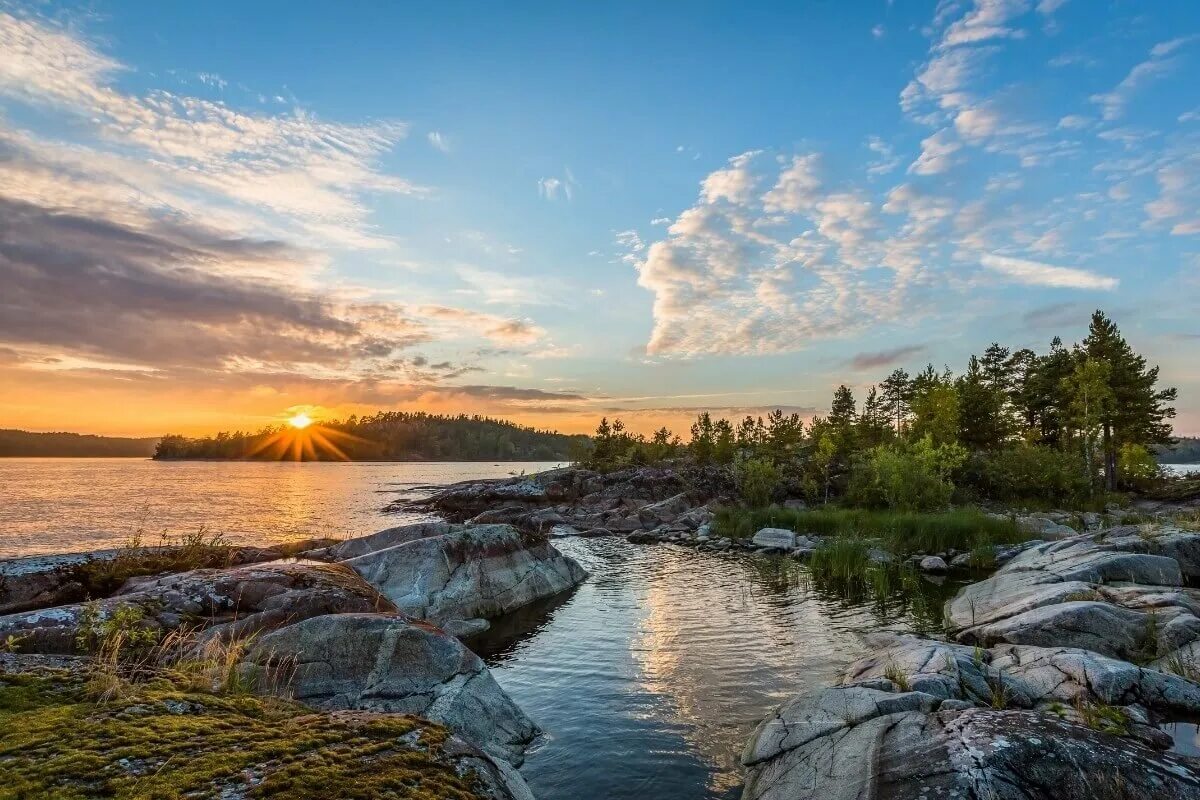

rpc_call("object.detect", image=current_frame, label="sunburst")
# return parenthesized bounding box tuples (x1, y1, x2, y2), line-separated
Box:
(246, 413, 371, 461)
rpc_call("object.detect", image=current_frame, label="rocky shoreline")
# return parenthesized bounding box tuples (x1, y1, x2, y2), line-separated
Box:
(4, 464, 1200, 798)
(0, 520, 588, 799)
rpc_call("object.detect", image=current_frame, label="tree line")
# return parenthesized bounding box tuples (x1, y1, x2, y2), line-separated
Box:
(583, 311, 1178, 510)
(0, 429, 159, 457)
(155, 411, 587, 461)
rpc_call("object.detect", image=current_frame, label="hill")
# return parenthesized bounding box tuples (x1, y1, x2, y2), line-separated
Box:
(0, 429, 159, 457)
(1156, 436, 1200, 464)
(154, 411, 588, 461)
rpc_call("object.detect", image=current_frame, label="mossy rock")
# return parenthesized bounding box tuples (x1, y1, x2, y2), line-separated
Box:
(0, 663, 510, 799)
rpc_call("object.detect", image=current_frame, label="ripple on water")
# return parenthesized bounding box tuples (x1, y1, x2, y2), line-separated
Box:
(470, 537, 964, 800)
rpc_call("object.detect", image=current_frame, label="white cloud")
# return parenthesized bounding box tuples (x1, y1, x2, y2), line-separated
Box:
(427, 131, 450, 152)
(1090, 38, 1196, 121)
(909, 129, 962, 175)
(872, 24, 886, 39)
(700, 150, 761, 205)
(538, 168, 577, 201)
(981, 253, 1118, 290)
(762, 154, 821, 212)
(1036, 0, 1068, 13)
(866, 136, 901, 176)
(1057, 114, 1091, 129)
(0, 11, 416, 252)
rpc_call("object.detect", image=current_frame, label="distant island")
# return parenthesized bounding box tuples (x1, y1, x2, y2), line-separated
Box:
(153, 411, 589, 461)
(1157, 436, 1200, 464)
(0, 429, 159, 457)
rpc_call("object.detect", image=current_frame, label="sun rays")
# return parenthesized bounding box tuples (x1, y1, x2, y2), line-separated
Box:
(246, 420, 370, 461)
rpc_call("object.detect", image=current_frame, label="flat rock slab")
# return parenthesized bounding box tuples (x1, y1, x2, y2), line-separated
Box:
(752, 528, 798, 550)
(743, 684, 1200, 800)
(0, 561, 393, 654)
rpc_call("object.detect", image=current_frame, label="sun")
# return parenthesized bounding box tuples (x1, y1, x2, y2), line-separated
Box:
(288, 412, 313, 429)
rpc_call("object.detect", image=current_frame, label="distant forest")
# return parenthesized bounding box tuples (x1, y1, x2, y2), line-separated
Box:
(1157, 437, 1200, 463)
(154, 411, 588, 461)
(0, 429, 159, 457)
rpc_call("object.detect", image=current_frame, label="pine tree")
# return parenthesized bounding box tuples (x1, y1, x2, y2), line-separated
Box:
(879, 368, 911, 434)
(1082, 310, 1177, 490)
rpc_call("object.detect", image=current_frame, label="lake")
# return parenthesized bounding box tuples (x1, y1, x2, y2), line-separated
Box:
(0, 458, 1183, 798)
(0, 458, 565, 558)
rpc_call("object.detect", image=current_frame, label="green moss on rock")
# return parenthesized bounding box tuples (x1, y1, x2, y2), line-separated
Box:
(0, 668, 495, 799)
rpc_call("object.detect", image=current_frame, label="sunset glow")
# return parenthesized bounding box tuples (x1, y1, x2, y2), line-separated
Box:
(288, 413, 313, 430)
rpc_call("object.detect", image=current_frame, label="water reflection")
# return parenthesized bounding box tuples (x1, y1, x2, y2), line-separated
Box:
(473, 538, 964, 800)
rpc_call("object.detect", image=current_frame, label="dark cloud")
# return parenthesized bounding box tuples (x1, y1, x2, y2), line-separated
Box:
(846, 345, 927, 371)
(0, 196, 430, 370)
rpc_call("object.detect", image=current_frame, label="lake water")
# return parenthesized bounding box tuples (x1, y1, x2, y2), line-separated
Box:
(1164, 463, 1200, 477)
(0, 458, 564, 558)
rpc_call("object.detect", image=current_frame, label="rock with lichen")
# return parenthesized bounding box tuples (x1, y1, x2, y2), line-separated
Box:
(0, 653, 532, 800)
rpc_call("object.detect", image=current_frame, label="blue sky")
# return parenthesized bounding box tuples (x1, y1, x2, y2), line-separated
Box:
(0, 0, 1198, 436)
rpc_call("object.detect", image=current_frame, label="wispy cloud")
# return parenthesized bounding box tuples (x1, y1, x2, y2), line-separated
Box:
(981, 253, 1119, 290)
(1090, 37, 1198, 121)
(847, 345, 928, 371)
(427, 131, 451, 152)
(538, 168, 578, 201)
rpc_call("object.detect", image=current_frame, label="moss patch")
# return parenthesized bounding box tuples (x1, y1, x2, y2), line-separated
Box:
(0, 669, 492, 800)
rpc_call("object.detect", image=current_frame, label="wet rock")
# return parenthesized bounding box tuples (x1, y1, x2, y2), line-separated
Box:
(919, 555, 948, 574)
(240, 613, 538, 766)
(338, 523, 587, 627)
(0, 561, 393, 654)
(751, 528, 798, 550)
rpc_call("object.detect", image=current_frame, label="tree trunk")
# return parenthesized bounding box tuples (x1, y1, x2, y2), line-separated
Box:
(1103, 423, 1116, 492)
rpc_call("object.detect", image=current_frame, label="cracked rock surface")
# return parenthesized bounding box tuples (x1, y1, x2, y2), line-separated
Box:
(240, 612, 539, 767)
(946, 526, 1200, 661)
(0, 561, 394, 653)
(324, 522, 588, 627)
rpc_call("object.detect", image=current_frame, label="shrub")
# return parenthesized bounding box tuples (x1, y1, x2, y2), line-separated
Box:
(961, 444, 1092, 506)
(845, 437, 965, 512)
(736, 457, 780, 507)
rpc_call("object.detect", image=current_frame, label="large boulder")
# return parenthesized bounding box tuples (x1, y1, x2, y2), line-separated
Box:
(0, 561, 393, 654)
(742, 685, 1200, 800)
(334, 522, 587, 627)
(946, 526, 1200, 660)
(751, 528, 798, 550)
(241, 613, 538, 766)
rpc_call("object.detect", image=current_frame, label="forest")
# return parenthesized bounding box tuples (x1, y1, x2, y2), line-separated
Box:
(1157, 437, 1200, 464)
(583, 311, 1182, 510)
(154, 411, 587, 461)
(0, 429, 159, 457)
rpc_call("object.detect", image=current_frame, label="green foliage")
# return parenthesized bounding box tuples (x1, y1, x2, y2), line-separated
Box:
(961, 445, 1093, 506)
(1118, 443, 1162, 489)
(845, 436, 966, 511)
(72, 528, 234, 599)
(736, 457, 779, 507)
(156, 411, 586, 461)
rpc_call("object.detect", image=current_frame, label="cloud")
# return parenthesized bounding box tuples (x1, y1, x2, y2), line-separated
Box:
(427, 131, 450, 152)
(538, 168, 577, 201)
(909, 129, 962, 175)
(1090, 37, 1197, 121)
(872, 24, 886, 39)
(847, 345, 928, 370)
(0, 11, 418, 252)
(865, 137, 901, 176)
(701, 151, 762, 205)
(980, 253, 1118, 290)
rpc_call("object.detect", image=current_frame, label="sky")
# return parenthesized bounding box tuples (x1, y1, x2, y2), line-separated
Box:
(0, 0, 1198, 438)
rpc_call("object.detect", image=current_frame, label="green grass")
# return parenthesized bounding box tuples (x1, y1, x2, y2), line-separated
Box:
(713, 506, 1026, 555)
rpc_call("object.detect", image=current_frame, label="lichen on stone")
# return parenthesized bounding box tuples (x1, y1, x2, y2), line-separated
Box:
(0, 666, 496, 799)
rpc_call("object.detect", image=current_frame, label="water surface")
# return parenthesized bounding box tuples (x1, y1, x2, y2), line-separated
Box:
(472, 537, 956, 799)
(0, 458, 562, 558)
